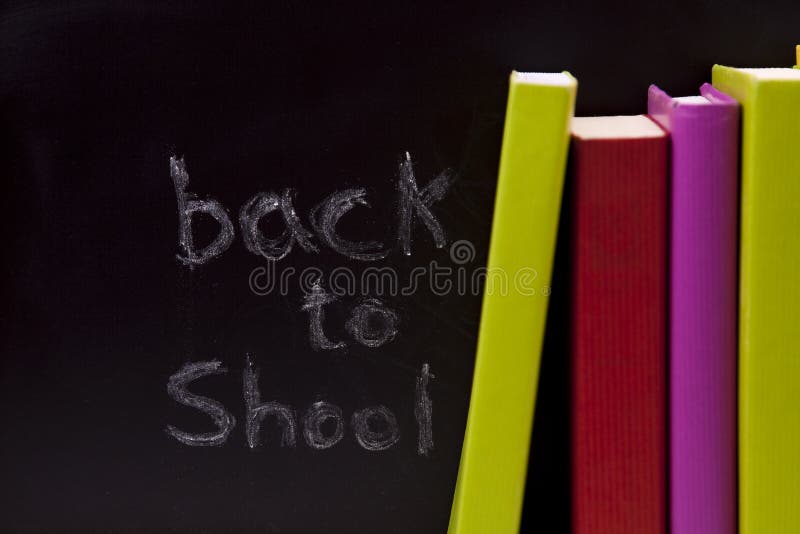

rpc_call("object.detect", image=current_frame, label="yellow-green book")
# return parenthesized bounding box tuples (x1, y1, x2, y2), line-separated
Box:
(448, 71, 576, 534)
(712, 65, 800, 534)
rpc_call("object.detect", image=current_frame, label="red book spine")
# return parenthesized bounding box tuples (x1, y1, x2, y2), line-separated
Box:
(570, 134, 668, 534)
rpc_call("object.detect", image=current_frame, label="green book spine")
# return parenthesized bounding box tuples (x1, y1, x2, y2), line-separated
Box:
(712, 65, 800, 534)
(448, 71, 576, 534)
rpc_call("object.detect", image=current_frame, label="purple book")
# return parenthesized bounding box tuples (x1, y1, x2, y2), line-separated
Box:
(648, 84, 739, 534)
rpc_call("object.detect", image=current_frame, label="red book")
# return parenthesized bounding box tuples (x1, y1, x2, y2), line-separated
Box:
(569, 116, 668, 534)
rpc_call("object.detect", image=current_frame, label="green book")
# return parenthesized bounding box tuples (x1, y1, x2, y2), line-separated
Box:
(712, 65, 800, 534)
(448, 71, 576, 534)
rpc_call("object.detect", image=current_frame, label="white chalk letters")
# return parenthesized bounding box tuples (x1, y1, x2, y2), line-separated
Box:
(166, 358, 433, 455)
(170, 152, 453, 264)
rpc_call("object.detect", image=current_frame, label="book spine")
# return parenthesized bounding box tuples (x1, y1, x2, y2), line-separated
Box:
(713, 66, 800, 534)
(648, 84, 739, 534)
(448, 73, 576, 534)
(571, 134, 668, 534)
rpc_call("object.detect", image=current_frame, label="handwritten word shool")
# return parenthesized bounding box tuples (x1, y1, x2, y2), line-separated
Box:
(165, 358, 435, 456)
(170, 153, 455, 265)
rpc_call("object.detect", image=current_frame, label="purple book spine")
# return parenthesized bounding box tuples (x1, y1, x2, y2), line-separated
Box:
(648, 84, 739, 534)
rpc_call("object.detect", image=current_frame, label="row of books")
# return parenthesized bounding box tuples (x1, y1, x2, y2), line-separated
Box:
(449, 48, 800, 533)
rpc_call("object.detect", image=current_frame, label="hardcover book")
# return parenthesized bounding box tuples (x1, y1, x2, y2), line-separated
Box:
(712, 65, 800, 534)
(569, 115, 668, 534)
(449, 72, 576, 534)
(648, 84, 739, 534)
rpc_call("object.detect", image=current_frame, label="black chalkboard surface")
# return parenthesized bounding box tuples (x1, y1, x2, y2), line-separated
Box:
(1, 1, 797, 532)
(0, 4, 498, 533)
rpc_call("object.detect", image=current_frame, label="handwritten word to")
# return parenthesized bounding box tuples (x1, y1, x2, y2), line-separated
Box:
(303, 281, 399, 350)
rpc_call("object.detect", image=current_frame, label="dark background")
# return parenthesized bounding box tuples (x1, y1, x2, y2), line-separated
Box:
(1, 1, 797, 532)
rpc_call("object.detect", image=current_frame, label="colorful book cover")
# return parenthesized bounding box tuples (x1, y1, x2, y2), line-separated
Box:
(712, 65, 800, 534)
(570, 115, 668, 534)
(648, 84, 739, 534)
(448, 71, 576, 534)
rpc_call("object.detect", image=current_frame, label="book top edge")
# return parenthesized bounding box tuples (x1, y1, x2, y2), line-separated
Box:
(739, 68, 800, 80)
(511, 71, 576, 87)
(718, 66, 800, 81)
(672, 95, 712, 105)
(649, 83, 737, 110)
(571, 115, 665, 140)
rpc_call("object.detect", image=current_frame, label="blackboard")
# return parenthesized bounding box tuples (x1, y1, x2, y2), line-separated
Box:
(1, 2, 797, 532)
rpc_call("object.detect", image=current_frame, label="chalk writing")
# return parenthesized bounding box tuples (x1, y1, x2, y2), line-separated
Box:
(397, 152, 453, 256)
(310, 189, 388, 261)
(170, 157, 235, 266)
(303, 401, 346, 450)
(302, 279, 347, 350)
(239, 189, 318, 261)
(170, 152, 454, 263)
(345, 298, 399, 348)
(351, 405, 401, 451)
(167, 151, 449, 459)
(165, 359, 433, 455)
(244, 356, 297, 448)
(415, 363, 434, 456)
(166, 360, 236, 446)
